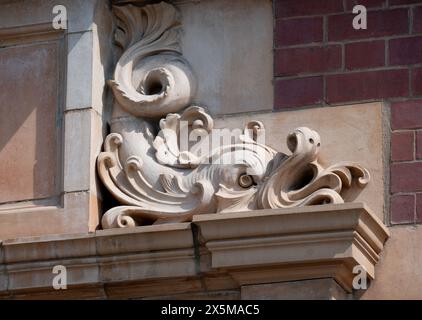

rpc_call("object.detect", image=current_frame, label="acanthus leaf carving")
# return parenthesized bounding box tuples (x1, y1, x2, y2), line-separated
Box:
(97, 1, 370, 229)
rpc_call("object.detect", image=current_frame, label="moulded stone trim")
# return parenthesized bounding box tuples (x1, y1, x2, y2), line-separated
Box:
(193, 202, 389, 293)
(0, 0, 100, 34)
(0, 203, 389, 298)
(95, 222, 194, 255)
(2, 233, 97, 264)
(241, 278, 350, 300)
(98, 249, 197, 283)
(6, 257, 100, 292)
(0, 22, 64, 46)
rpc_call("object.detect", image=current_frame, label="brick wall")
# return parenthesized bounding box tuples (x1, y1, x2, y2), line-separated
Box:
(273, 0, 422, 224)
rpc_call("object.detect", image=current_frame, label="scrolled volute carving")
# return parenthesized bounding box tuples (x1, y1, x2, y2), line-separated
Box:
(110, 2, 196, 118)
(98, 1, 370, 229)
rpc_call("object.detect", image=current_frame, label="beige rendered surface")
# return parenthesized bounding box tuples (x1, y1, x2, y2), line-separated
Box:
(180, 0, 274, 115)
(362, 225, 422, 299)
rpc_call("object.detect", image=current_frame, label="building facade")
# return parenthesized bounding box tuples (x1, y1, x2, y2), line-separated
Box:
(0, 0, 421, 299)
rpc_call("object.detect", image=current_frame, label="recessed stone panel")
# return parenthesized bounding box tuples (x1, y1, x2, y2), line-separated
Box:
(0, 42, 60, 204)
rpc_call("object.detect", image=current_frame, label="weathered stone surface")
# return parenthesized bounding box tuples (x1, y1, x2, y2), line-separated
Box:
(0, 42, 59, 204)
(63, 109, 103, 195)
(66, 31, 93, 111)
(0, 0, 111, 239)
(99, 2, 374, 229)
(0, 192, 95, 240)
(361, 226, 422, 299)
(0, 0, 100, 34)
(2, 233, 96, 264)
(241, 279, 350, 300)
(0, 0, 408, 301)
(0, 203, 389, 299)
(194, 203, 389, 292)
(214, 102, 386, 220)
(181, 0, 273, 115)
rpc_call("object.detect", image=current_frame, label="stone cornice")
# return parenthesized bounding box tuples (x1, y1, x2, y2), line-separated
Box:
(0, 203, 389, 299)
(194, 202, 389, 292)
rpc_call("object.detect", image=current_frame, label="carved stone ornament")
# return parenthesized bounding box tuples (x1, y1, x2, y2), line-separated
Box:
(98, 1, 370, 229)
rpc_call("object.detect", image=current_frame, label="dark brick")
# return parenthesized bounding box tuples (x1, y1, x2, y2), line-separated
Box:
(414, 6, 422, 33)
(345, 40, 385, 70)
(274, 76, 323, 109)
(390, 0, 422, 5)
(345, 0, 387, 10)
(275, 0, 343, 18)
(391, 162, 422, 193)
(391, 194, 415, 224)
(417, 131, 422, 160)
(275, 17, 323, 46)
(392, 131, 414, 161)
(275, 46, 342, 76)
(326, 69, 409, 104)
(417, 193, 422, 223)
(391, 100, 422, 130)
(328, 9, 409, 41)
(390, 37, 422, 66)
(413, 67, 422, 96)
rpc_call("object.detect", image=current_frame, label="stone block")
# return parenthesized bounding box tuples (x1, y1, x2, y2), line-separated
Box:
(241, 279, 350, 300)
(63, 109, 103, 193)
(181, 0, 273, 115)
(0, 41, 60, 204)
(66, 31, 93, 111)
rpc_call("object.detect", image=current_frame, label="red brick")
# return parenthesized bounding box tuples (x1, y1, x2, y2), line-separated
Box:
(326, 69, 409, 104)
(274, 76, 323, 109)
(417, 131, 422, 160)
(413, 67, 422, 96)
(391, 100, 422, 130)
(345, 40, 385, 70)
(345, 0, 386, 10)
(390, 0, 422, 5)
(391, 162, 422, 193)
(417, 193, 422, 223)
(392, 131, 415, 161)
(391, 194, 415, 224)
(275, 0, 343, 18)
(414, 6, 422, 33)
(275, 17, 323, 47)
(275, 46, 341, 76)
(328, 9, 409, 41)
(390, 37, 422, 66)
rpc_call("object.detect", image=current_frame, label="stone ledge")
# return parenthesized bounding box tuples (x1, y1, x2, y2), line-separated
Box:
(193, 202, 389, 292)
(241, 278, 351, 300)
(0, 203, 389, 299)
